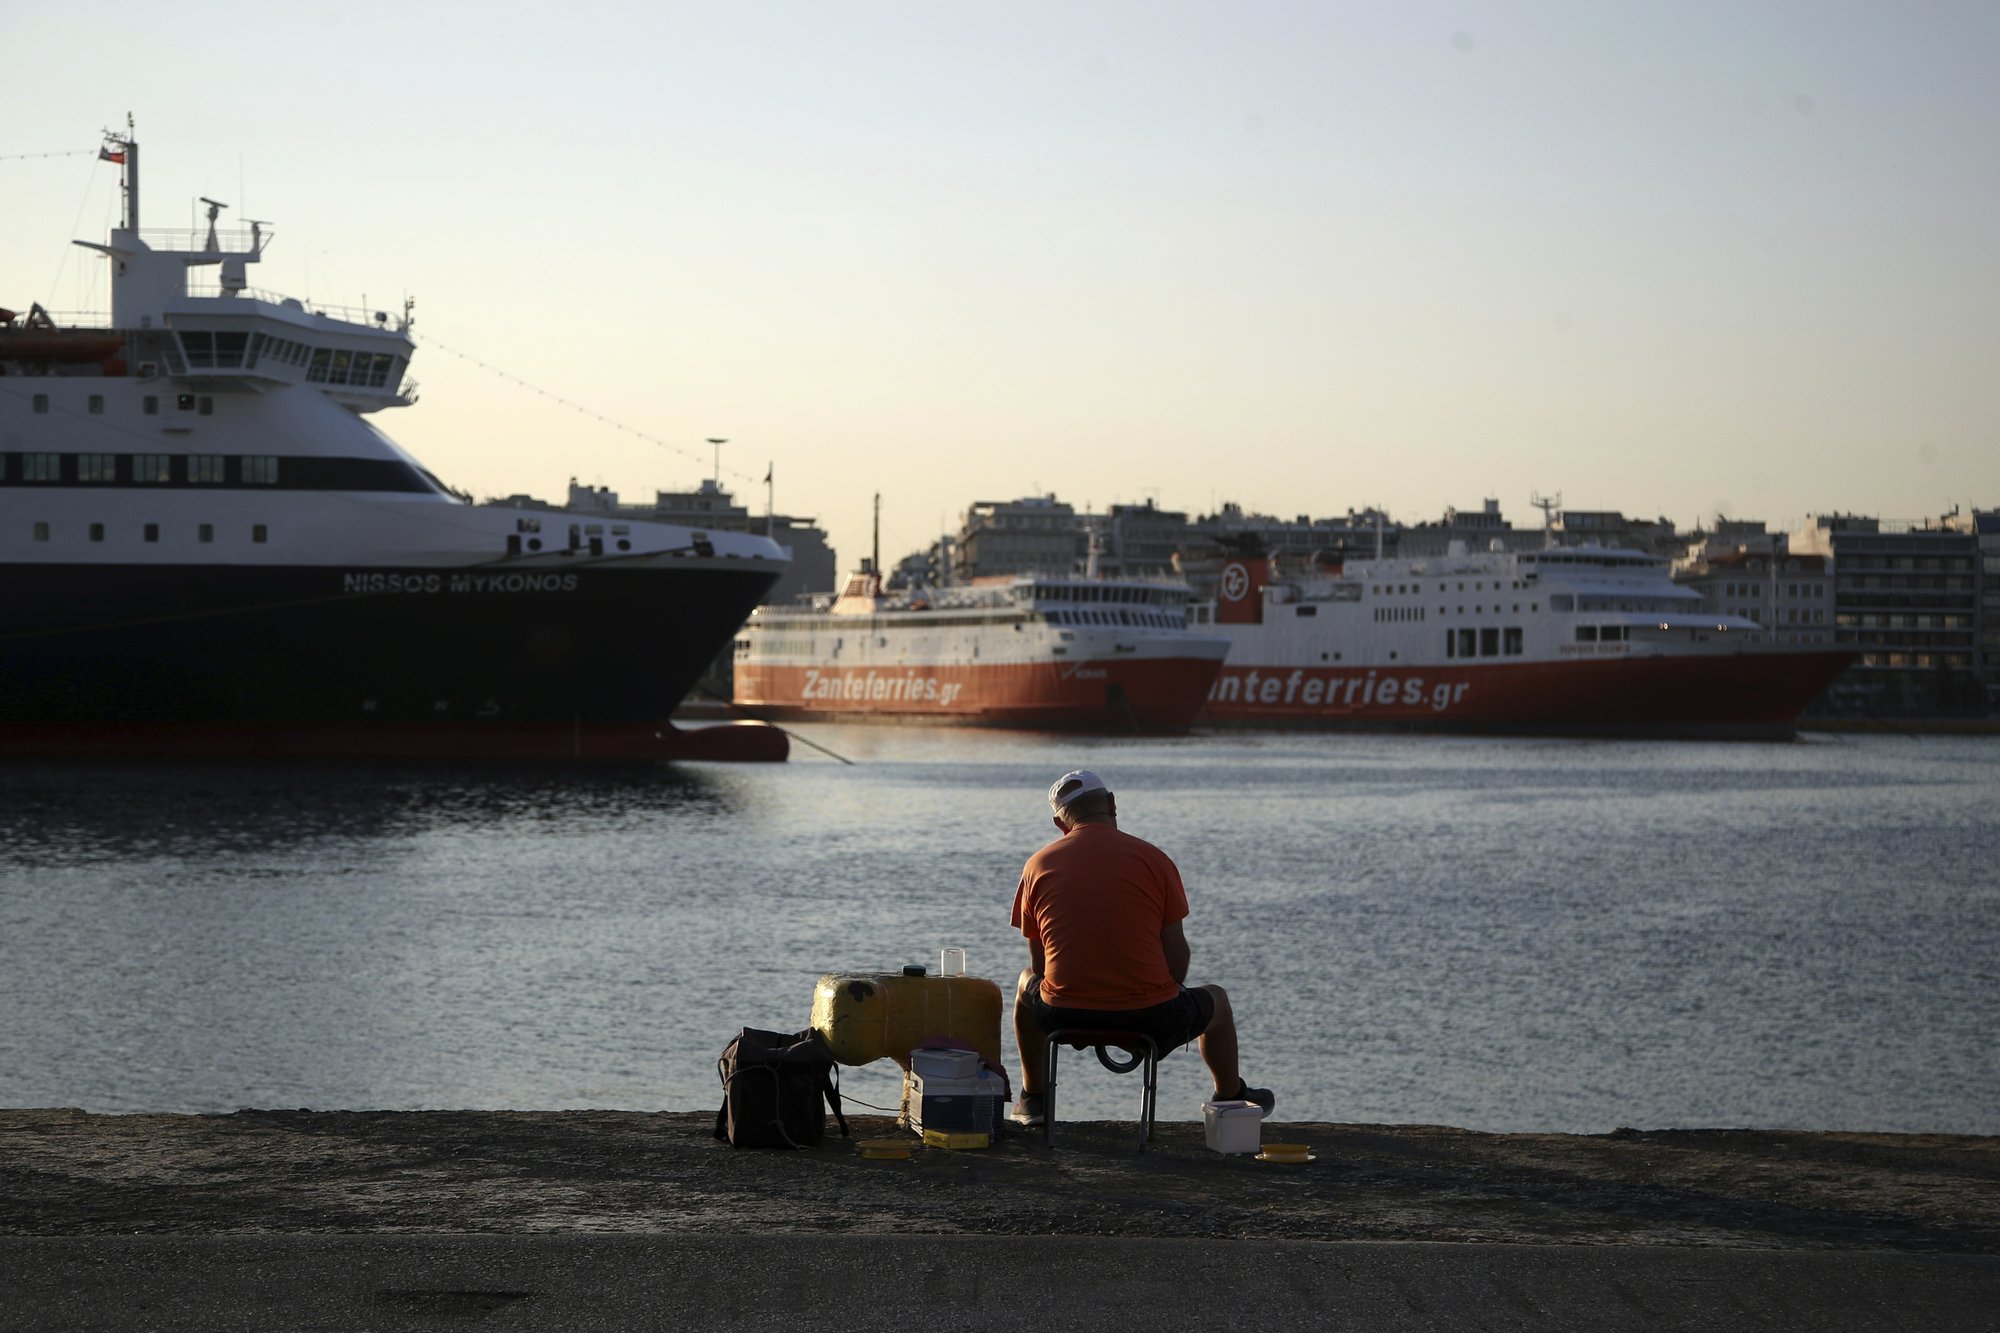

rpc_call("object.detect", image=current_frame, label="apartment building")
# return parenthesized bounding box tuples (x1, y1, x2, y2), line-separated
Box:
(1792, 513, 1986, 713)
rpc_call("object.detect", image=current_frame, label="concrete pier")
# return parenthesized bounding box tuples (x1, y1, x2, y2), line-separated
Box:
(3, 1109, 1994, 1329)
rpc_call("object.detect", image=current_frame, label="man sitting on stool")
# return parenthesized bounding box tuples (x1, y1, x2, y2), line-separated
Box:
(1009, 769, 1274, 1127)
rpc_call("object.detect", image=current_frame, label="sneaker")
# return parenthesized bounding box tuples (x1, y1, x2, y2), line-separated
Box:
(1233, 1078, 1275, 1116)
(1010, 1093, 1046, 1127)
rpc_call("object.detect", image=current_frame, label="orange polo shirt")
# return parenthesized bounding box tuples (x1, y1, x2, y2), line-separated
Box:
(1010, 823, 1189, 1011)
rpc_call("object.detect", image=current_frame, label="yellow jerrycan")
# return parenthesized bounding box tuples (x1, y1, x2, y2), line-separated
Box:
(811, 969, 1004, 1070)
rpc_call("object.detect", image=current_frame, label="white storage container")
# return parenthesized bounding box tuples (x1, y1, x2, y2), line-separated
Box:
(909, 1047, 981, 1081)
(908, 1068, 1007, 1136)
(1202, 1099, 1263, 1154)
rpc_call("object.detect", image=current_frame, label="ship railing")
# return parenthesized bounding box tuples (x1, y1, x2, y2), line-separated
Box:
(138, 226, 268, 253)
(180, 278, 406, 332)
(2, 306, 111, 330)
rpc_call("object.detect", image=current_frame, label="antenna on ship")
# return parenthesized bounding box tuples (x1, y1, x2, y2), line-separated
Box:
(1531, 491, 1561, 549)
(103, 113, 138, 232)
(199, 197, 229, 252)
(871, 492, 881, 577)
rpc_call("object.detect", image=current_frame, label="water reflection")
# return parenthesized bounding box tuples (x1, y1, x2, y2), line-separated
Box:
(0, 762, 739, 868)
(1, 735, 1995, 1130)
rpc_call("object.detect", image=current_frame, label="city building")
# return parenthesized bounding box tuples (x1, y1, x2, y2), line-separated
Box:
(1792, 512, 1986, 713)
(1551, 509, 1682, 556)
(556, 479, 836, 607)
(1974, 510, 2000, 708)
(956, 495, 1082, 579)
(1100, 500, 1192, 579)
(1399, 499, 1543, 557)
(1674, 534, 1834, 645)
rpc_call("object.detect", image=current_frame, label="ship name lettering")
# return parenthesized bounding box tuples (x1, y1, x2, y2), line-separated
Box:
(343, 572, 580, 595)
(445, 573, 580, 594)
(1209, 668, 1467, 713)
(801, 668, 961, 707)
(343, 572, 443, 595)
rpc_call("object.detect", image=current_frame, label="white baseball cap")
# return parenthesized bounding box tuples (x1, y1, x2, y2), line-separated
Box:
(1048, 769, 1109, 814)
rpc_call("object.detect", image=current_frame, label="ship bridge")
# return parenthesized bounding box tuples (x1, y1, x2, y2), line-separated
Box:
(71, 127, 415, 413)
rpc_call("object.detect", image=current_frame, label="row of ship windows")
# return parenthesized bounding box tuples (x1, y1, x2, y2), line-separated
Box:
(2, 452, 279, 484)
(30, 393, 215, 416)
(30, 521, 269, 543)
(1016, 584, 1185, 607)
(1375, 580, 1528, 595)
(1043, 609, 1183, 628)
(1547, 596, 1690, 612)
(1299, 600, 1545, 620)
(1444, 627, 1527, 657)
(175, 331, 403, 388)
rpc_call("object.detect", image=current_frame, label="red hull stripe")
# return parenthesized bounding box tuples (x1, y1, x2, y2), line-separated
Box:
(736, 657, 1224, 732)
(0, 720, 789, 762)
(1201, 652, 1855, 732)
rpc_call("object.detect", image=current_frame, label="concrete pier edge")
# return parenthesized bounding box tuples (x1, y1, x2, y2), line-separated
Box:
(4, 1233, 1998, 1332)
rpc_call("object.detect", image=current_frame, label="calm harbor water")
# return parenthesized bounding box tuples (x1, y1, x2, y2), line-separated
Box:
(1, 728, 1994, 1132)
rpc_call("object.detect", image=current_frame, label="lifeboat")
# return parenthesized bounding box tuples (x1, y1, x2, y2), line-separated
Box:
(0, 305, 124, 365)
(0, 331, 126, 364)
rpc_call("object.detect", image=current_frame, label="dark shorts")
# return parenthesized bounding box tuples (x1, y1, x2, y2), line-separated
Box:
(1021, 983, 1216, 1057)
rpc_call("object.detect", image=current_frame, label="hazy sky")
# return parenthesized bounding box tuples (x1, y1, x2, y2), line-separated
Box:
(6, 2, 1996, 569)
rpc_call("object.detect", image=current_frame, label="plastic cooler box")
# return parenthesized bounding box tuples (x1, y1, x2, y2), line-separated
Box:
(1202, 1099, 1263, 1154)
(908, 1068, 1007, 1139)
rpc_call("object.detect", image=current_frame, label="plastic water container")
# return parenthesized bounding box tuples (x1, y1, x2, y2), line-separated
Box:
(810, 971, 1004, 1071)
(1203, 1100, 1263, 1154)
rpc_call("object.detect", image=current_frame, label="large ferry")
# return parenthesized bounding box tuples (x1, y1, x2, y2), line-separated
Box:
(0, 126, 789, 761)
(1196, 539, 1852, 739)
(732, 565, 1230, 732)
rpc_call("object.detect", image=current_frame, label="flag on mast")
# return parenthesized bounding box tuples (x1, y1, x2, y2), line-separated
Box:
(99, 145, 126, 165)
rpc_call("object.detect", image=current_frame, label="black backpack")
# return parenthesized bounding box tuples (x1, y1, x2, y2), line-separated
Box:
(713, 1027, 850, 1149)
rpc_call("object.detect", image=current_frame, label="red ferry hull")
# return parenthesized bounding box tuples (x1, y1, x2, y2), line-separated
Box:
(735, 657, 1225, 733)
(1200, 650, 1855, 739)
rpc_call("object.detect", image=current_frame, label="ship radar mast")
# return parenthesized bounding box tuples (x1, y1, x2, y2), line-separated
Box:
(1530, 491, 1561, 549)
(75, 119, 273, 326)
(199, 196, 228, 252)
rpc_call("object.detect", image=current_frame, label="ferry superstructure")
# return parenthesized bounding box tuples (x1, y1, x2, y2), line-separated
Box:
(732, 568, 1229, 732)
(0, 126, 788, 760)
(1196, 541, 1852, 739)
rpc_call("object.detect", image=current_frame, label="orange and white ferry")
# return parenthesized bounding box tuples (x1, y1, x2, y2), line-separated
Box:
(1196, 540, 1853, 739)
(732, 566, 1229, 732)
